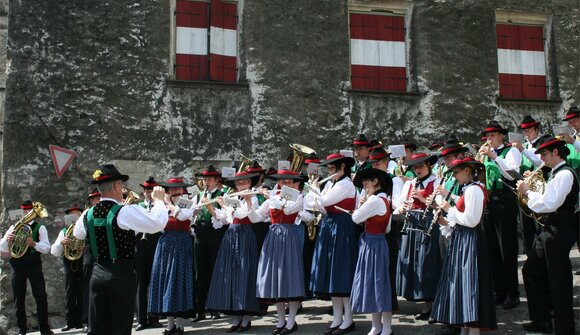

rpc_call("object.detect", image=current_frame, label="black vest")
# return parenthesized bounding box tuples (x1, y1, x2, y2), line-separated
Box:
(545, 164, 579, 225)
(84, 200, 135, 261)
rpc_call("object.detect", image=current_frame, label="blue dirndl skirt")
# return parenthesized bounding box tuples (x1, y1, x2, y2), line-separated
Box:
(148, 230, 195, 317)
(351, 233, 393, 313)
(310, 212, 357, 297)
(396, 210, 442, 301)
(431, 225, 497, 329)
(257, 223, 305, 301)
(206, 224, 261, 315)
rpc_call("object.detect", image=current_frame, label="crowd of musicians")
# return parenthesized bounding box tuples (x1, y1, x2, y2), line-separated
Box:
(1, 106, 579, 335)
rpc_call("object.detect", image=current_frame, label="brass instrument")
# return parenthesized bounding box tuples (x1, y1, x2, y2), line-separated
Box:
(289, 143, 316, 172)
(238, 154, 253, 173)
(475, 141, 491, 162)
(518, 163, 546, 223)
(123, 188, 141, 205)
(395, 157, 405, 177)
(9, 202, 49, 258)
(64, 221, 84, 261)
(307, 212, 320, 241)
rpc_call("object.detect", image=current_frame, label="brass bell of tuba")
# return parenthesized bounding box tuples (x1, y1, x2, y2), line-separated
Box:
(9, 202, 49, 258)
(289, 143, 316, 173)
(64, 221, 85, 261)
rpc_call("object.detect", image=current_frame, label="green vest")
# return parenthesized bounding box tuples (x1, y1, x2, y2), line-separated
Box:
(566, 143, 580, 169)
(28, 222, 42, 255)
(195, 189, 224, 225)
(483, 146, 511, 190)
(352, 161, 372, 174)
(256, 193, 266, 206)
(86, 204, 122, 261)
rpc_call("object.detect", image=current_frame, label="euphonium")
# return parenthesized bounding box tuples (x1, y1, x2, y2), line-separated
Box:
(64, 221, 84, 261)
(9, 202, 49, 258)
(518, 163, 546, 223)
(289, 143, 316, 173)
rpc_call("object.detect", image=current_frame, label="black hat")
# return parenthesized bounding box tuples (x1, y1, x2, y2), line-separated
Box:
(266, 167, 277, 175)
(428, 139, 445, 150)
(366, 147, 390, 163)
(65, 204, 83, 214)
(562, 106, 580, 121)
(400, 139, 417, 151)
(444, 135, 459, 144)
(195, 165, 221, 178)
(351, 134, 372, 147)
(368, 139, 382, 150)
(158, 177, 193, 188)
(534, 136, 570, 156)
(87, 188, 101, 199)
(224, 171, 261, 189)
(20, 200, 33, 210)
(440, 141, 469, 157)
(481, 120, 508, 136)
(319, 153, 356, 168)
(404, 153, 438, 167)
(305, 153, 321, 164)
(353, 168, 393, 195)
(140, 176, 158, 189)
(246, 161, 266, 174)
(91, 164, 129, 185)
(445, 157, 485, 173)
(266, 169, 304, 181)
(520, 115, 540, 129)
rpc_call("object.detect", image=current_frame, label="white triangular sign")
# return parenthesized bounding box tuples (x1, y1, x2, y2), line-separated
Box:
(49, 145, 77, 178)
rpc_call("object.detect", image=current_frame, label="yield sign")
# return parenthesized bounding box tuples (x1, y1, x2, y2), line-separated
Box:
(49, 145, 77, 178)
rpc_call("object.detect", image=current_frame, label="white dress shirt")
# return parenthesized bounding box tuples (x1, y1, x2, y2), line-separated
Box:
(493, 145, 522, 181)
(440, 183, 485, 238)
(352, 193, 391, 233)
(521, 136, 544, 168)
(0, 220, 51, 254)
(50, 229, 66, 257)
(73, 197, 168, 240)
(213, 195, 260, 228)
(527, 161, 574, 213)
(249, 195, 303, 223)
(394, 175, 438, 214)
(316, 177, 356, 214)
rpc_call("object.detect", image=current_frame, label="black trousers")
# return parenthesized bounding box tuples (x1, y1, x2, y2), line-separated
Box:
(520, 211, 538, 257)
(64, 258, 84, 326)
(135, 232, 161, 325)
(10, 256, 50, 332)
(82, 247, 95, 328)
(484, 193, 520, 300)
(89, 259, 136, 335)
(301, 222, 316, 298)
(523, 216, 578, 335)
(385, 220, 400, 311)
(193, 225, 226, 314)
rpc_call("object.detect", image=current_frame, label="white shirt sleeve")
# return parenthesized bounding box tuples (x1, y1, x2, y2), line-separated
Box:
(248, 199, 270, 222)
(573, 140, 580, 152)
(117, 200, 168, 233)
(393, 179, 413, 214)
(391, 177, 404, 210)
(527, 168, 574, 213)
(387, 160, 397, 175)
(494, 147, 522, 180)
(72, 209, 89, 240)
(0, 225, 15, 252)
(522, 148, 543, 168)
(297, 210, 314, 224)
(319, 179, 356, 207)
(175, 207, 194, 221)
(233, 196, 261, 223)
(51, 229, 65, 257)
(283, 195, 304, 215)
(351, 195, 387, 224)
(446, 185, 484, 228)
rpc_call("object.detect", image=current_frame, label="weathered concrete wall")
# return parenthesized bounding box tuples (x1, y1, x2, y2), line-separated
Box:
(0, 0, 578, 332)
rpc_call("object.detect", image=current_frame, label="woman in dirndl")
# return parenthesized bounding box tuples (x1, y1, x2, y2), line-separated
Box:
(350, 168, 394, 335)
(430, 157, 497, 335)
(250, 168, 305, 335)
(206, 171, 262, 333)
(310, 153, 358, 335)
(148, 178, 195, 335)
(395, 153, 442, 319)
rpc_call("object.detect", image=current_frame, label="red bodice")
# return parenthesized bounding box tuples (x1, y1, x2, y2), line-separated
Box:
(270, 209, 299, 224)
(365, 197, 392, 234)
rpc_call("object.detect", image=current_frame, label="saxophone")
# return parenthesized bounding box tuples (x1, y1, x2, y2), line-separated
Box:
(9, 202, 49, 258)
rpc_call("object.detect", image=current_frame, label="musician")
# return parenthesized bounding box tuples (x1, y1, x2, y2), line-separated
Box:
(351, 134, 373, 173)
(134, 177, 163, 331)
(310, 153, 358, 335)
(431, 157, 497, 334)
(478, 121, 522, 310)
(366, 146, 401, 313)
(301, 154, 321, 298)
(395, 153, 441, 320)
(72, 165, 168, 335)
(246, 161, 269, 252)
(516, 137, 578, 334)
(51, 204, 84, 332)
(148, 178, 195, 335)
(558, 106, 580, 171)
(82, 189, 101, 333)
(397, 139, 417, 179)
(350, 168, 394, 335)
(206, 171, 262, 332)
(0, 200, 53, 335)
(250, 169, 306, 335)
(191, 166, 226, 322)
(512, 116, 551, 256)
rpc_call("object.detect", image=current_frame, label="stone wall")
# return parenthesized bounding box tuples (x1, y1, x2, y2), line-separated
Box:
(0, 0, 578, 332)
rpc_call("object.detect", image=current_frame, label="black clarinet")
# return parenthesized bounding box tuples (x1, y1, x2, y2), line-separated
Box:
(422, 180, 458, 243)
(400, 179, 421, 235)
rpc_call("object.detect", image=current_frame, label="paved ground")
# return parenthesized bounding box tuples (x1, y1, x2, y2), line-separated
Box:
(32, 249, 580, 335)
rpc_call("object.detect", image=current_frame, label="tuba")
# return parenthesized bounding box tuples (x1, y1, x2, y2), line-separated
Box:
(289, 143, 316, 173)
(64, 221, 84, 261)
(9, 202, 49, 258)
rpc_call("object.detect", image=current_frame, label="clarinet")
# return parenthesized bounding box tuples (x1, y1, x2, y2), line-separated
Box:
(400, 178, 421, 235)
(422, 180, 458, 242)
(421, 171, 447, 220)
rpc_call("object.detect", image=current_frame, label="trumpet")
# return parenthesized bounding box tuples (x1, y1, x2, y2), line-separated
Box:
(123, 188, 141, 205)
(475, 141, 491, 162)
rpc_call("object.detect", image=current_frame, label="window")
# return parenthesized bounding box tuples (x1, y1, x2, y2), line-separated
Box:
(496, 11, 550, 100)
(349, 10, 408, 92)
(174, 0, 238, 82)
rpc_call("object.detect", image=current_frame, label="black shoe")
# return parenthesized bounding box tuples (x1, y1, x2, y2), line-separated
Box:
(415, 310, 432, 320)
(280, 323, 298, 335)
(61, 325, 74, 332)
(272, 322, 286, 335)
(163, 327, 176, 335)
(227, 323, 241, 333)
(150, 321, 164, 328)
(437, 325, 461, 335)
(192, 314, 207, 322)
(522, 321, 553, 333)
(83, 326, 89, 333)
(210, 311, 221, 320)
(238, 321, 252, 333)
(332, 322, 355, 335)
(18, 331, 26, 335)
(323, 325, 340, 335)
(174, 328, 184, 335)
(40, 330, 54, 335)
(502, 296, 520, 310)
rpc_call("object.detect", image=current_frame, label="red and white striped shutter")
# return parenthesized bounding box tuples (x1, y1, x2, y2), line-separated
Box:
(496, 24, 547, 99)
(209, 0, 238, 82)
(175, 0, 209, 81)
(350, 14, 407, 91)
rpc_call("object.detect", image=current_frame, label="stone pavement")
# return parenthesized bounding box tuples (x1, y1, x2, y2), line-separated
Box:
(36, 250, 580, 335)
